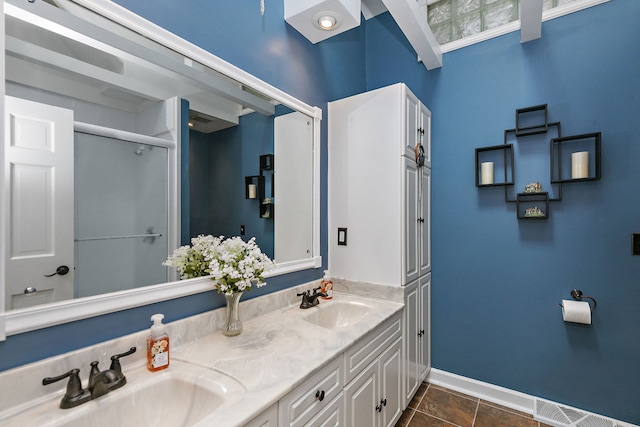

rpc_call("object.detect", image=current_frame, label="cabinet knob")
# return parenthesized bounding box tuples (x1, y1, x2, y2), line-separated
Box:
(315, 390, 325, 401)
(381, 398, 387, 407)
(376, 403, 383, 412)
(419, 329, 425, 337)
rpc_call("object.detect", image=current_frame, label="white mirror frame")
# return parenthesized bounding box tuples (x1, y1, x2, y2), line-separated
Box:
(0, 0, 322, 339)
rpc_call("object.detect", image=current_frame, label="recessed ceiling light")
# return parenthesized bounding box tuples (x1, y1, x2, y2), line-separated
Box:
(318, 15, 337, 30)
(312, 11, 342, 31)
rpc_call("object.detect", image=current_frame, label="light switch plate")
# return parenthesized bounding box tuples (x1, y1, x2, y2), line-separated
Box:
(632, 233, 640, 255)
(338, 227, 347, 246)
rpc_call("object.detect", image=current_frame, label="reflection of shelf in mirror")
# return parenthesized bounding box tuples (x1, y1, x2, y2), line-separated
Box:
(245, 175, 261, 199)
(260, 154, 274, 171)
(260, 198, 273, 219)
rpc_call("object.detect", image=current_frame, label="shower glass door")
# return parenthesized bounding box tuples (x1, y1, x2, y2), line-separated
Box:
(74, 132, 168, 298)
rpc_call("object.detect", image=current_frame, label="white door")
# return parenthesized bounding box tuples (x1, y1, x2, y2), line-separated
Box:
(404, 281, 420, 403)
(4, 96, 74, 309)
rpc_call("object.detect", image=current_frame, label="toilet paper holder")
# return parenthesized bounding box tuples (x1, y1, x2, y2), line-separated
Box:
(559, 289, 597, 311)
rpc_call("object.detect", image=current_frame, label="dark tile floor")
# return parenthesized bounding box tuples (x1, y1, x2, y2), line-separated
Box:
(395, 382, 554, 427)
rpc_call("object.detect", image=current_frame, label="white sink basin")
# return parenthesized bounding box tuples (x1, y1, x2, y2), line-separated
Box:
(1, 360, 245, 427)
(302, 300, 374, 329)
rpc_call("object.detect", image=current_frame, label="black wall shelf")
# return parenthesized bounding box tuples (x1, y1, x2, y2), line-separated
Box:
(475, 144, 515, 187)
(517, 192, 549, 220)
(476, 105, 601, 220)
(515, 104, 548, 137)
(551, 132, 601, 183)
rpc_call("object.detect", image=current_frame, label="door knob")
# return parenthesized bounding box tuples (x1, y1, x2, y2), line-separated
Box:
(44, 265, 70, 277)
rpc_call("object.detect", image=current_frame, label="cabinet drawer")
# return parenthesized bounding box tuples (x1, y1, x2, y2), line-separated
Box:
(244, 403, 278, 427)
(343, 314, 402, 384)
(279, 357, 343, 427)
(306, 393, 344, 427)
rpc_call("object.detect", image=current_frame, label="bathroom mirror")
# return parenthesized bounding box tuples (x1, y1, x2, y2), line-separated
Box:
(0, 0, 321, 337)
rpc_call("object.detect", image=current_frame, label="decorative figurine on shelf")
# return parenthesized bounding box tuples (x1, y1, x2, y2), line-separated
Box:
(524, 182, 543, 193)
(524, 206, 545, 217)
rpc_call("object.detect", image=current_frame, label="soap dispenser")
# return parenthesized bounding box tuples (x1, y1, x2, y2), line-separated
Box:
(147, 314, 170, 372)
(320, 271, 333, 300)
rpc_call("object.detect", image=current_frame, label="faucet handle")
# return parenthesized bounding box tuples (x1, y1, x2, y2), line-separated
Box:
(296, 291, 309, 297)
(109, 346, 136, 374)
(43, 368, 85, 401)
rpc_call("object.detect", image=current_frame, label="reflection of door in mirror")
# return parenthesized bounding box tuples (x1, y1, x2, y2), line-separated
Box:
(5, 96, 74, 309)
(275, 111, 313, 264)
(4, 95, 175, 311)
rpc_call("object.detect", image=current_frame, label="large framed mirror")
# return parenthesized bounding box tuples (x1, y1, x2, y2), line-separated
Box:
(0, 0, 321, 339)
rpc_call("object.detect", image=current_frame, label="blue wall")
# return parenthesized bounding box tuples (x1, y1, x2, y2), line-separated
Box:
(364, 1, 639, 423)
(189, 111, 275, 258)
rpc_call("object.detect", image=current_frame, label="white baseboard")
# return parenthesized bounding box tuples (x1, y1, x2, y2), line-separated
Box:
(426, 369, 639, 427)
(427, 368, 535, 414)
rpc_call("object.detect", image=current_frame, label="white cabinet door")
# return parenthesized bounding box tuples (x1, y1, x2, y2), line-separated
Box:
(344, 360, 378, 427)
(345, 338, 403, 427)
(379, 338, 403, 427)
(4, 96, 74, 309)
(419, 167, 431, 276)
(419, 275, 432, 380)
(404, 280, 420, 403)
(404, 89, 420, 159)
(403, 157, 419, 285)
(419, 102, 431, 168)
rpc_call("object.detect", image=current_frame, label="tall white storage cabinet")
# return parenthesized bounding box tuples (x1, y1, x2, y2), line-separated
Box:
(328, 83, 431, 407)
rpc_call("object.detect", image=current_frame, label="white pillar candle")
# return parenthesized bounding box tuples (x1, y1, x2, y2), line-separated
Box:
(480, 162, 494, 185)
(248, 184, 257, 199)
(571, 151, 589, 179)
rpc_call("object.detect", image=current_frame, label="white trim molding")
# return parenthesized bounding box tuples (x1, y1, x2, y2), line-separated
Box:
(427, 368, 639, 427)
(427, 368, 535, 415)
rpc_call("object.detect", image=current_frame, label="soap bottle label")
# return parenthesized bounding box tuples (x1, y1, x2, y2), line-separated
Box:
(320, 279, 333, 300)
(147, 337, 169, 371)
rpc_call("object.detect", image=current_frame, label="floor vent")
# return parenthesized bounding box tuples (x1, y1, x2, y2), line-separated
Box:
(534, 399, 617, 427)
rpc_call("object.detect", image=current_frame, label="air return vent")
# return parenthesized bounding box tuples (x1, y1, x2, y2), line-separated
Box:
(534, 399, 617, 427)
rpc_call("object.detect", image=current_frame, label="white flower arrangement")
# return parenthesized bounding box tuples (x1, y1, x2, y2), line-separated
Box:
(163, 235, 275, 295)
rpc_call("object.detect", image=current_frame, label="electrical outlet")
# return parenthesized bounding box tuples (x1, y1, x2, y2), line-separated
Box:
(240, 225, 245, 236)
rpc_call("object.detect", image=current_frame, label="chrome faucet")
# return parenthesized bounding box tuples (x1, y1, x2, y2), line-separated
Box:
(42, 347, 136, 409)
(297, 287, 327, 309)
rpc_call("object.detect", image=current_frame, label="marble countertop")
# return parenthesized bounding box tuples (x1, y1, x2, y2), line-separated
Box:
(0, 283, 404, 427)
(179, 292, 404, 427)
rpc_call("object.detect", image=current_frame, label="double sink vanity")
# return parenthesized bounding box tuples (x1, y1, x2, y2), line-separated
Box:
(0, 281, 408, 427)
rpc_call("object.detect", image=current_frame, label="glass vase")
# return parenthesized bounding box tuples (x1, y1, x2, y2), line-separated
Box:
(223, 292, 243, 336)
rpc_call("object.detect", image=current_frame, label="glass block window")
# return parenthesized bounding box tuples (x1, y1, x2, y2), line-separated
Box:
(428, 0, 578, 45)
